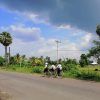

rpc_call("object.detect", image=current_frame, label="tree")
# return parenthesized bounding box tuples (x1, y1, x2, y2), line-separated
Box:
(45, 56, 51, 64)
(79, 54, 89, 67)
(29, 57, 35, 66)
(87, 40, 100, 64)
(21, 55, 28, 67)
(87, 25, 100, 64)
(0, 32, 12, 65)
(96, 25, 100, 37)
(35, 58, 43, 66)
(22, 55, 26, 63)
(10, 56, 16, 65)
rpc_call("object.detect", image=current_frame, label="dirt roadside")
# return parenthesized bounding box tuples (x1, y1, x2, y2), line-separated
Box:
(0, 91, 10, 100)
(0, 71, 100, 100)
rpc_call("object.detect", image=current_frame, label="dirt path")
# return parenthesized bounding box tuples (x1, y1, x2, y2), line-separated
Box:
(0, 71, 100, 100)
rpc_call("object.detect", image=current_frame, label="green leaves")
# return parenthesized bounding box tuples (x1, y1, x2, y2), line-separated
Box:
(79, 54, 89, 67)
(87, 40, 100, 64)
(0, 56, 5, 66)
(96, 25, 100, 37)
(0, 32, 12, 46)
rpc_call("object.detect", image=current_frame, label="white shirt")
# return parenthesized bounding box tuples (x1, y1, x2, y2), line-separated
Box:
(57, 64, 62, 70)
(50, 65, 56, 70)
(45, 63, 48, 68)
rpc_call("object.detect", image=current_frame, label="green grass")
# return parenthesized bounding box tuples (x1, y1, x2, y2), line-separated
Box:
(77, 65, 100, 81)
(79, 65, 100, 71)
(0, 65, 44, 74)
(63, 65, 100, 81)
(0, 65, 100, 82)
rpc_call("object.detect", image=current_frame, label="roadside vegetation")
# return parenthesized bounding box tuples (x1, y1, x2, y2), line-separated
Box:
(0, 25, 100, 82)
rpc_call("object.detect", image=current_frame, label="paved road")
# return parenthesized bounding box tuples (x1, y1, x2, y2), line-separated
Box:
(0, 71, 100, 100)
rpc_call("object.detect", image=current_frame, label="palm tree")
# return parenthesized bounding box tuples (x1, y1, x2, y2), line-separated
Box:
(0, 32, 12, 65)
(96, 25, 100, 37)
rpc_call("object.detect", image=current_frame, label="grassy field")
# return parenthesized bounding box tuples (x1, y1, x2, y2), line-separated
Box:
(0, 65, 100, 81)
(0, 65, 44, 74)
(79, 65, 100, 71)
(61, 65, 100, 81)
(76, 65, 100, 81)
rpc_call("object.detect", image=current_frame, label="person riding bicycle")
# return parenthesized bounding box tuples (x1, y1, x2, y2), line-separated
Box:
(56, 64, 62, 76)
(44, 62, 49, 75)
(49, 64, 56, 75)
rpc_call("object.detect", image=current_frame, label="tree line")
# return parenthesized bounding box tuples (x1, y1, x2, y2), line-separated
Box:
(0, 25, 100, 67)
(79, 25, 100, 67)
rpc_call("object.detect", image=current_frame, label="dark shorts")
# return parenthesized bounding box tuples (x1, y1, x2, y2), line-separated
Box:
(49, 68, 55, 72)
(57, 68, 62, 76)
(44, 68, 48, 73)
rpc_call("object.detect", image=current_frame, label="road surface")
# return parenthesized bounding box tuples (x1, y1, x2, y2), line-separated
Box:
(0, 71, 100, 100)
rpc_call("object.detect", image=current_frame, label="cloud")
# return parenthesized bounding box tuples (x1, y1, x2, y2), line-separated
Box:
(57, 24, 72, 30)
(0, 0, 100, 33)
(80, 32, 93, 48)
(0, 24, 41, 42)
(0, 36, 85, 60)
(37, 39, 83, 60)
(21, 12, 49, 24)
(0, 0, 98, 60)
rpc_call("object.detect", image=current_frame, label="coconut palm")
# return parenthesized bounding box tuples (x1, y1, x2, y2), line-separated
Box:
(96, 25, 100, 37)
(0, 32, 12, 65)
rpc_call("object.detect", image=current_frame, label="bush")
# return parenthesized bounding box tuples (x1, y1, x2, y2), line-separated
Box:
(76, 70, 100, 81)
(32, 66, 43, 73)
(62, 64, 78, 72)
(70, 68, 80, 76)
(0, 56, 5, 66)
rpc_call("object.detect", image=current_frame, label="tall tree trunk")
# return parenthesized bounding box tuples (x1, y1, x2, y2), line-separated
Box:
(5, 46, 7, 66)
(8, 47, 10, 64)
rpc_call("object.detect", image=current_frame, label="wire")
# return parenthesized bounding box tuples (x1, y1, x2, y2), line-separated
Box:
(58, 50, 88, 51)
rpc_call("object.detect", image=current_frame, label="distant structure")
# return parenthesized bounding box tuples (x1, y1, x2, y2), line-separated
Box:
(91, 61, 98, 65)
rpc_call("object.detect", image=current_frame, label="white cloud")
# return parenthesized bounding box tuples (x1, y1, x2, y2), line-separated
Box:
(0, 25, 41, 42)
(0, 35, 87, 60)
(10, 25, 40, 35)
(81, 32, 93, 48)
(56, 24, 87, 37)
(36, 39, 83, 60)
(57, 24, 72, 30)
(0, 25, 90, 60)
(21, 12, 50, 25)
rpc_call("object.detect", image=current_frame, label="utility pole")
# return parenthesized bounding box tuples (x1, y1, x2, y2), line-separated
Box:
(55, 40, 61, 64)
(8, 47, 10, 64)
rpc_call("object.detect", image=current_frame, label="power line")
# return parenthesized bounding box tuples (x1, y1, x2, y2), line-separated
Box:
(55, 40, 61, 63)
(58, 50, 88, 51)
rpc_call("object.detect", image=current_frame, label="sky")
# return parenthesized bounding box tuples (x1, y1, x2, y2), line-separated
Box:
(0, 0, 99, 60)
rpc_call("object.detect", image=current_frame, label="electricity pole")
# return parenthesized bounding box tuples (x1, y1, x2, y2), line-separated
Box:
(8, 47, 10, 64)
(55, 40, 61, 64)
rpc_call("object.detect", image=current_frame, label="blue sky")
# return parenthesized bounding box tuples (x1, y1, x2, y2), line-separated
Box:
(0, 0, 99, 60)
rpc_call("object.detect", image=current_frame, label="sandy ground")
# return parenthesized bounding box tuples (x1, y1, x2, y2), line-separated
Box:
(0, 71, 100, 100)
(0, 90, 10, 100)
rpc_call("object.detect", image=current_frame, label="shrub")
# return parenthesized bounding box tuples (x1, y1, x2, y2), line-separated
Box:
(32, 66, 43, 73)
(62, 64, 78, 72)
(0, 56, 5, 66)
(76, 70, 100, 81)
(70, 68, 81, 77)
